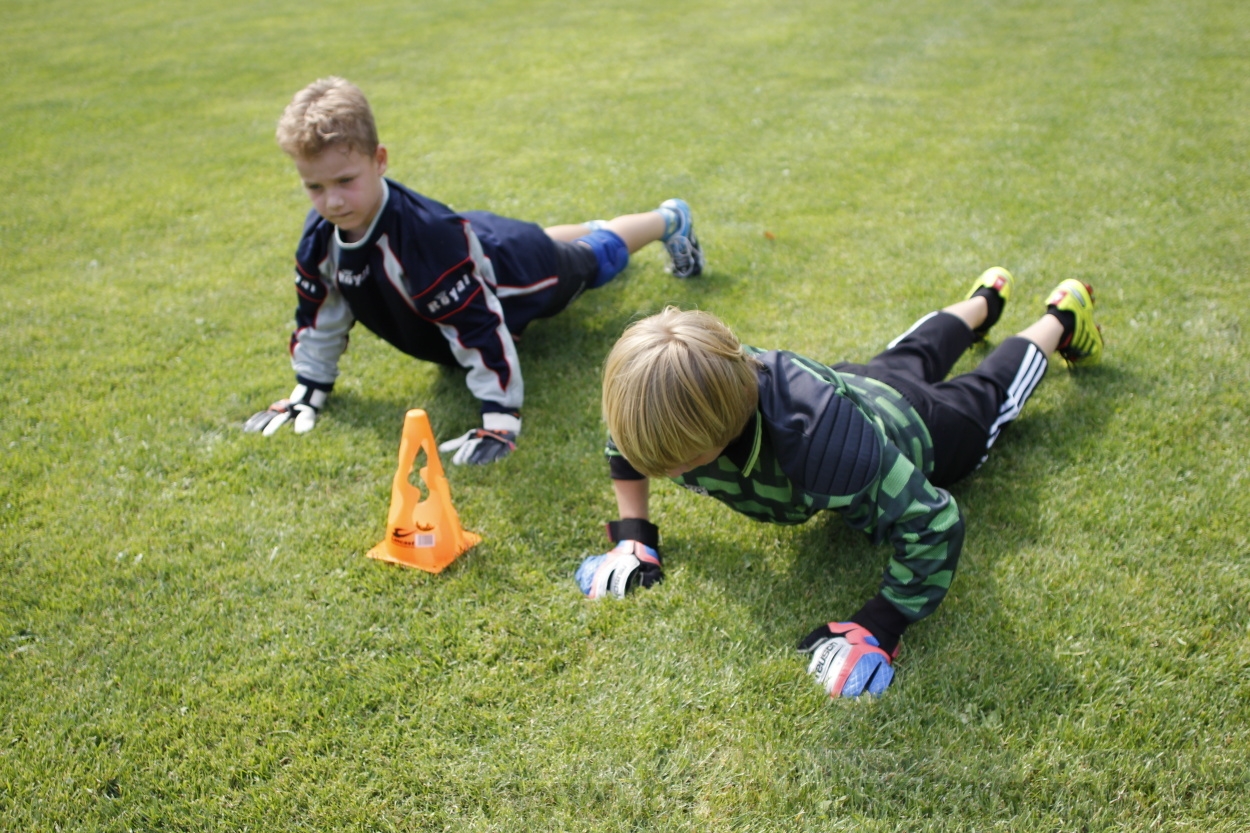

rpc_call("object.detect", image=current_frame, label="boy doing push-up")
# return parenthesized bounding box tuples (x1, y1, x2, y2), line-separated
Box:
(577, 270, 1104, 698)
(245, 77, 704, 464)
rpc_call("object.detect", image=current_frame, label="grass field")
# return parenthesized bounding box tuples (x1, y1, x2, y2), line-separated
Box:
(2, 0, 1249, 829)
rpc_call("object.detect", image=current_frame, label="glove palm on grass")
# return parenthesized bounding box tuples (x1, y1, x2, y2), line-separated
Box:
(575, 519, 663, 599)
(243, 384, 327, 436)
(799, 622, 897, 698)
(439, 412, 520, 465)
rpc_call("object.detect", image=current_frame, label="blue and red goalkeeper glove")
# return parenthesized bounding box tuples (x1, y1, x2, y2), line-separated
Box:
(798, 622, 897, 698)
(575, 519, 663, 599)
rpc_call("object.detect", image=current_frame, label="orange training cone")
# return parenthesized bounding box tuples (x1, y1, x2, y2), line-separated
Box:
(367, 409, 481, 573)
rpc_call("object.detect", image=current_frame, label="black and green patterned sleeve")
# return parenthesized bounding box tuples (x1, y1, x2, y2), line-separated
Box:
(760, 351, 963, 625)
(832, 442, 964, 624)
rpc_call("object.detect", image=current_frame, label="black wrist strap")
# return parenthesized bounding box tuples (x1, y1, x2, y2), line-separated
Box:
(849, 594, 909, 656)
(606, 518, 660, 549)
(295, 375, 334, 394)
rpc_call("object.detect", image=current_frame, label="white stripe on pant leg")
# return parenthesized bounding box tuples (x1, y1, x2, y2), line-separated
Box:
(1005, 344, 1047, 407)
(990, 346, 1046, 433)
(987, 344, 1046, 444)
(887, 311, 939, 349)
(987, 343, 1047, 447)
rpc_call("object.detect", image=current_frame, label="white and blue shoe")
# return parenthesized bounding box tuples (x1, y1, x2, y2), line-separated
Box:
(659, 198, 704, 278)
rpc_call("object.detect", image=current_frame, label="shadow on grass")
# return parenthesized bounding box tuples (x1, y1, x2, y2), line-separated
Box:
(674, 359, 1134, 707)
(310, 265, 733, 449)
(299, 272, 736, 584)
(327, 366, 480, 446)
(289, 277, 1142, 714)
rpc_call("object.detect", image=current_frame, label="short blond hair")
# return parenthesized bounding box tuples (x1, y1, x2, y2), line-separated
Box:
(603, 308, 760, 478)
(276, 77, 379, 159)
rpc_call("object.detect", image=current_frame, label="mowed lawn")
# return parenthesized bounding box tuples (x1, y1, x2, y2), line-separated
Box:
(2, 0, 1248, 830)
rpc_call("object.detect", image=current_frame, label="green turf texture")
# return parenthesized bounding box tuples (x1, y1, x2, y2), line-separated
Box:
(2, 0, 1248, 830)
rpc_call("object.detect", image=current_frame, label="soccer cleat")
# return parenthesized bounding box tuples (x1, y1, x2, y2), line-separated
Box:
(966, 266, 1014, 303)
(964, 266, 1014, 342)
(658, 198, 704, 278)
(1045, 279, 1103, 366)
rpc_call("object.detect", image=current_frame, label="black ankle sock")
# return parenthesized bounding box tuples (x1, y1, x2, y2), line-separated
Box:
(971, 286, 1005, 335)
(1047, 307, 1077, 344)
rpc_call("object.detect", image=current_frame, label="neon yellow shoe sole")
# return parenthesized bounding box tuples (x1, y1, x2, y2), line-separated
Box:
(1045, 279, 1103, 366)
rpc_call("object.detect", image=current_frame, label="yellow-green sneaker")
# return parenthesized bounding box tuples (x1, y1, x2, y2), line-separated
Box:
(965, 266, 1014, 341)
(1045, 279, 1103, 366)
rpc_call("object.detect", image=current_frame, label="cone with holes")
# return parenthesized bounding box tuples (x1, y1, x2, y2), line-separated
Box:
(367, 409, 481, 572)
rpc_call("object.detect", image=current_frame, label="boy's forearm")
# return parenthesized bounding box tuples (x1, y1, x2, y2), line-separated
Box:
(843, 445, 963, 628)
(878, 491, 964, 625)
(290, 284, 352, 385)
(612, 477, 650, 520)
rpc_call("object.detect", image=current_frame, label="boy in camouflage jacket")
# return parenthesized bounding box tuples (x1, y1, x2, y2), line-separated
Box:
(578, 269, 1104, 698)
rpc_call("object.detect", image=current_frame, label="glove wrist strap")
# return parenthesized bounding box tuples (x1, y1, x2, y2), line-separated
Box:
(849, 594, 908, 656)
(607, 518, 660, 549)
(295, 376, 335, 394)
(289, 384, 328, 412)
(482, 412, 522, 434)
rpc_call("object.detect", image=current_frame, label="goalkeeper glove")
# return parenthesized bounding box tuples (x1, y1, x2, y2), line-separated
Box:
(439, 412, 520, 465)
(575, 519, 663, 599)
(243, 384, 327, 436)
(798, 622, 897, 698)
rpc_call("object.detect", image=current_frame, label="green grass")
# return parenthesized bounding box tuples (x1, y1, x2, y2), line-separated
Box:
(2, 0, 1248, 829)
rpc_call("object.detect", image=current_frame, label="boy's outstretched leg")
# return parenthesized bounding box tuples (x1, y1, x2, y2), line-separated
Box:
(545, 211, 663, 251)
(862, 267, 1014, 394)
(544, 199, 704, 283)
(932, 276, 1104, 481)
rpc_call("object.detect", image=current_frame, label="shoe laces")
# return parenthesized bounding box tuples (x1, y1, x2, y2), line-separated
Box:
(665, 235, 699, 276)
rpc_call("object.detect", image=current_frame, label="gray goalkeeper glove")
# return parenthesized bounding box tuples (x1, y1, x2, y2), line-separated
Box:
(243, 384, 327, 436)
(438, 412, 520, 465)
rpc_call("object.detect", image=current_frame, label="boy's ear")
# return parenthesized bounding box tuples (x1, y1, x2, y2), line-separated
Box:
(374, 144, 388, 175)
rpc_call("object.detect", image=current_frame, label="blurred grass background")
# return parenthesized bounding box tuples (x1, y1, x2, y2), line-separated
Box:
(2, 0, 1248, 829)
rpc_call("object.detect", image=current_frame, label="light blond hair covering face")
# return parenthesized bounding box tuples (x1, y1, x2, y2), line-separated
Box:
(603, 307, 759, 478)
(276, 77, 379, 159)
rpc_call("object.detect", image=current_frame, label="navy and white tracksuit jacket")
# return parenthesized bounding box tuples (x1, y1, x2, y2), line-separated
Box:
(289, 178, 562, 414)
